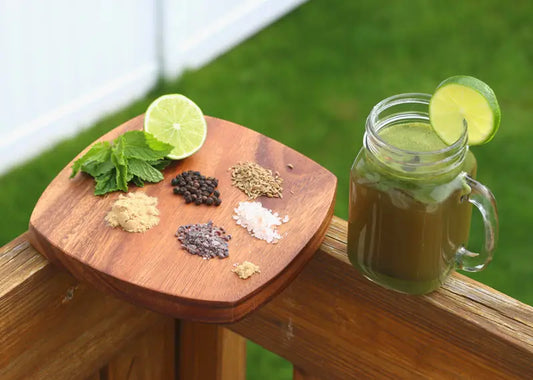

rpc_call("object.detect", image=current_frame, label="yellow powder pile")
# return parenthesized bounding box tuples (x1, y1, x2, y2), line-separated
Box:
(232, 261, 261, 279)
(105, 192, 160, 233)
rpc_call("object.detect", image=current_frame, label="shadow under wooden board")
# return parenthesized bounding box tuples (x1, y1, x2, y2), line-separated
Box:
(29, 115, 337, 323)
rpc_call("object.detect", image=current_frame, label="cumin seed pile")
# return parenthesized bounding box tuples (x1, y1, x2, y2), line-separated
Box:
(230, 161, 283, 199)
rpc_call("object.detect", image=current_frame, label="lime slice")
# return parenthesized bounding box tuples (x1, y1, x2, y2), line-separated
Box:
(144, 94, 207, 159)
(429, 75, 501, 145)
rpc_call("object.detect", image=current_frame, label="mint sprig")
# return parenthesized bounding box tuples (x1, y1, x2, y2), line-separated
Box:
(70, 131, 173, 195)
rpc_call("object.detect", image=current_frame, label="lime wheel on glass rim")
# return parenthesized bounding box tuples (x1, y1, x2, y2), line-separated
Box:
(429, 75, 501, 146)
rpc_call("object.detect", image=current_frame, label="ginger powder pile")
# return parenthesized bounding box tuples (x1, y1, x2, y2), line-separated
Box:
(232, 261, 261, 279)
(105, 192, 160, 233)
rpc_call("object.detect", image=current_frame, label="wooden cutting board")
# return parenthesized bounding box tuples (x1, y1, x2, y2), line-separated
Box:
(29, 115, 337, 323)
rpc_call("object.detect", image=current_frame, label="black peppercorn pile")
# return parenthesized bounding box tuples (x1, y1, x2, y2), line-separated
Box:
(176, 221, 231, 259)
(171, 170, 221, 206)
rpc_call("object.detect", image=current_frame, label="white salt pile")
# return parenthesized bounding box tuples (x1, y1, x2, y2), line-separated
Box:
(233, 201, 289, 243)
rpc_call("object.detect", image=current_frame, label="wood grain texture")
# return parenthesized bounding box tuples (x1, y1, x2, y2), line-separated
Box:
(85, 373, 102, 380)
(293, 367, 325, 380)
(230, 216, 533, 379)
(28, 115, 337, 323)
(5, 222, 532, 379)
(0, 233, 175, 380)
(102, 319, 175, 380)
(179, 321, 246, 380)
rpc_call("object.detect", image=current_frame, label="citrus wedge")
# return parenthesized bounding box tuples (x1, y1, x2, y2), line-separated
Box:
(144, 94, 207, 159)
(429, 75, 500, 145)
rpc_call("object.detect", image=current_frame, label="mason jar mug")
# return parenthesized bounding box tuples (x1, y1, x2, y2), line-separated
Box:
(347, 93, 499, 294)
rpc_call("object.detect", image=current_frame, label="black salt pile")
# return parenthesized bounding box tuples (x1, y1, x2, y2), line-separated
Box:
(176, 221, 231, 259)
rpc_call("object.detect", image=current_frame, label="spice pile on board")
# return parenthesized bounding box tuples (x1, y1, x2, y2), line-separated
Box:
(230, 161, 283, 199)
(232, 261, 261, 279)
(171, 170, 222, 206)
(176, 221, 231, 259)
(105, 192, 160, 233)
(233, 201, 289, 243)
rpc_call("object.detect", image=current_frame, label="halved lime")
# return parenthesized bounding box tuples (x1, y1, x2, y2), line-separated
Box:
(144, 94, 207, 159)
(429, 75, 501, 146)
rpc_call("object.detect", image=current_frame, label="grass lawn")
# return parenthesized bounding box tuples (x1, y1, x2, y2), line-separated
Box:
(1, 1, 532, 378)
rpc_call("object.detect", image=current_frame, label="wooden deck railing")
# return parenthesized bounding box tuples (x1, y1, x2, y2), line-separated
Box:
(2, 216, 532, 379)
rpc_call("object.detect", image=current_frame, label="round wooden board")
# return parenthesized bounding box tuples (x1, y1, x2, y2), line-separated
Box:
(29, 115, 337, 323)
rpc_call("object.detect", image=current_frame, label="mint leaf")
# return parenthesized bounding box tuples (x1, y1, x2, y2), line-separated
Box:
(148, 159, 172, 171)
(144, 132, 174, 153)
(122, 131, 173, 161)
(71, 141, 111, 178)
(112, 135, 127, 166)
(112, 159, 129, 192)
(128, 158, 164, 183)
(71, 130, 174, 195)
(115, 165, 129, 192)
(132, 176, 145, 187)
(111, 135, 130, 192)
(94, 170, 119, 195)
(82, 158, 114, 177)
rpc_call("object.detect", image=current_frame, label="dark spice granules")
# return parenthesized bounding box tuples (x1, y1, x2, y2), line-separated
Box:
(176, 221, 231, 259)
(171, 170, 221, 206)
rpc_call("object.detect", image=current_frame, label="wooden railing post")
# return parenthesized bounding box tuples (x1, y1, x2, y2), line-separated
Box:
(178, 321, 246, 380)
(89, 319, 176, 379)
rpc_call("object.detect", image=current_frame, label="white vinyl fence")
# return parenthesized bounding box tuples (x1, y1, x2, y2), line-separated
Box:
(0, 0, 306, 175)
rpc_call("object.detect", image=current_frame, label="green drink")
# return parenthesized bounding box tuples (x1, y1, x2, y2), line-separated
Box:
(349, 123, 475, 294)
(348, 93, 498, 294)
(379, 122, 447, 151)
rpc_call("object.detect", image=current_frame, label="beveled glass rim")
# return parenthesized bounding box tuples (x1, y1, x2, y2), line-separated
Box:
(363, 93, 468, 176)
(366, 93, 467, 155)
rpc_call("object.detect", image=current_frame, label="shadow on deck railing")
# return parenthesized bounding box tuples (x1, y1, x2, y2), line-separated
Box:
(1, 216, 532, 379)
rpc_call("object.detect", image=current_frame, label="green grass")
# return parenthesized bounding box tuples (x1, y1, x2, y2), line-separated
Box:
(1, 1, 532, 378)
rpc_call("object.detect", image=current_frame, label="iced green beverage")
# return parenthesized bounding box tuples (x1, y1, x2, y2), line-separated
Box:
(348, 89, 499, 295)
(348, 121, 476, 294)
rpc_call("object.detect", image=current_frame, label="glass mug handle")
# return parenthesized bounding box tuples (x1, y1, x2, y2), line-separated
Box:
(456, 176, 499, 272)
